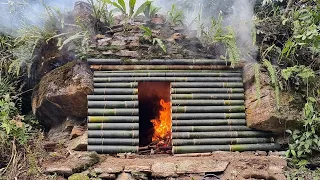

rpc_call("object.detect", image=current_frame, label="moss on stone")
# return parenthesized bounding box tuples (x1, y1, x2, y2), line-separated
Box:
(68, 173, 90, 180)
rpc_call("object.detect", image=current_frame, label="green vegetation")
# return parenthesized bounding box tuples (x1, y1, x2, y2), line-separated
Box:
(198, 14, 240, 67)
(0, 0, 320, 179)
(167, 4, 184, 25)
(140, 25, 167, 53)
(106, 0, 152, 19)
(254, 1, 320, 177)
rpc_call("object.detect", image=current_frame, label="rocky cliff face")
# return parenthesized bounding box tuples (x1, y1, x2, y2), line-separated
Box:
(243, 63, 302, 134)
(32, 61, 93, 130)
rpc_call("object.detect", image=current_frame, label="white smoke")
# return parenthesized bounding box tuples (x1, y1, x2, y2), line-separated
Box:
(225, 0, 257, 61)
(0, 0, 258, 60)
(152, 0, 258, 61)
(0, 0, 77, 33)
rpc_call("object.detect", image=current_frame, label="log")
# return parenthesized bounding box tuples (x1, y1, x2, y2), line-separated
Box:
(88, 116, 139, 123)
(172, 113, 246, 120)
(93, 77, 242, 83)
(88, 101, 139, 108)
(172, 119, 247, 126)
(88, 59, 233, 65)
(90, 64, 243, 71)
(94, 72, 242, 77)
(88, 138, 139, 145)
(93, 82, 244, 88)
(172, 144, 281, 154)
(88, 130, 139, 138)
(94, 82, 138, 88)
(172, 94, 245, 100)
(88, 123, 139, 130)
(172, 131, 271, 139)
(172, 138, 272, 146)
(172, 106, 245, 113)
(172, 100, 244, 106)
(88, 145, 139, 154)
(87, 95, 138, 101)
(93, 88, 138, 95)
(172, 125, 251, 132)
(171, 88, 244, 94)
(88, 108, 139, 116)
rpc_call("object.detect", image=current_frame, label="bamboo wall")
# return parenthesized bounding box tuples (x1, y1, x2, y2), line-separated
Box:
(87, 59, 280, 154)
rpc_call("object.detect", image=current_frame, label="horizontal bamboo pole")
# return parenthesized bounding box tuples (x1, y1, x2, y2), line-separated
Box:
(172, 131, 271, 139)
(171, 88, 244, 94)
(88, 59, 233, 65)
(88, 145, 139, 154)
(94, 72, 242, 77)
(88, 94, 244, 101)
(88, 101, 139, 108)
(88, 100, 245, 107)
(87, 95, 138, 101)
(88, 123, 139, 130)
(172, 113, 246, 120)
(90, 64, 244, 71)
(93, 77, 243, 83)
(172, 126, 251, 132)
(92, 88, 244, 95)
(172, 94, 245, 100)
(88, 138, 139, 145)
(93, 82, 244, 88)
(93, 88, 138, 95)
(172, 143, 281, 154)
(172, 106, 245, 113)
(88, 116, 139, 123)
(94, 69, 242, 73)
(172, 138, 272, 146)
(88, 130, 139, 138)
(94, 82, 138, 88)
(172, 82, 243, 88)
(172, 119, 247, 126)
(88, 108, 138, 116)
(172, 100, 244, 106)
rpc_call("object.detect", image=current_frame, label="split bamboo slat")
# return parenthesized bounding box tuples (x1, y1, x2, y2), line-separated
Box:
(87, 59, 280, 154)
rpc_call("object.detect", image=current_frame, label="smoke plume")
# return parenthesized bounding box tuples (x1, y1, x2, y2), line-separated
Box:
(153, 0, 258, 61)
(0, 0, 77, 33)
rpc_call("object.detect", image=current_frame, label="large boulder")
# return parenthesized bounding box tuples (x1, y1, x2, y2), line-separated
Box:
(32, 60, 93, 130)
(243, 63, 302, 134)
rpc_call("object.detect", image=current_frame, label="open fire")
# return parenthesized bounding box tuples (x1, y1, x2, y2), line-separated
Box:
(151, 99, 172, 148)
(138, 82, 172, 154)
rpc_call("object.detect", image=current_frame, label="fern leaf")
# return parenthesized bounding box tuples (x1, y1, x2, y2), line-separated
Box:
(263, 59, 280, 109)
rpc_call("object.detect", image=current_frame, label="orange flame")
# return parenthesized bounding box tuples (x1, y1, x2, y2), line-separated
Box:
(151, 99, 172, 142)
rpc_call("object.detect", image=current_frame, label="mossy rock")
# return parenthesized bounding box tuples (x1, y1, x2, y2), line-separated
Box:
(68, 173, 90, 180)
(32, 60, 93, 129)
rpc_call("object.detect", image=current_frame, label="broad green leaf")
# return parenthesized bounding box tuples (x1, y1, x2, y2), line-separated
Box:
(133, 1, 152, 18)
(129, 0, 136, 16)
(118, 0, 126, 13)
(153, 38, 166, 53)
(111, 2, 125, 14)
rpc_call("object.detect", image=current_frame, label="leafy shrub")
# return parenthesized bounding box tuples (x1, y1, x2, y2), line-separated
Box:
(198, 14, 241, 67)
(106, 0, 152, 19)
(140, 26, 166, 53)
(286, 97, 320, 163)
